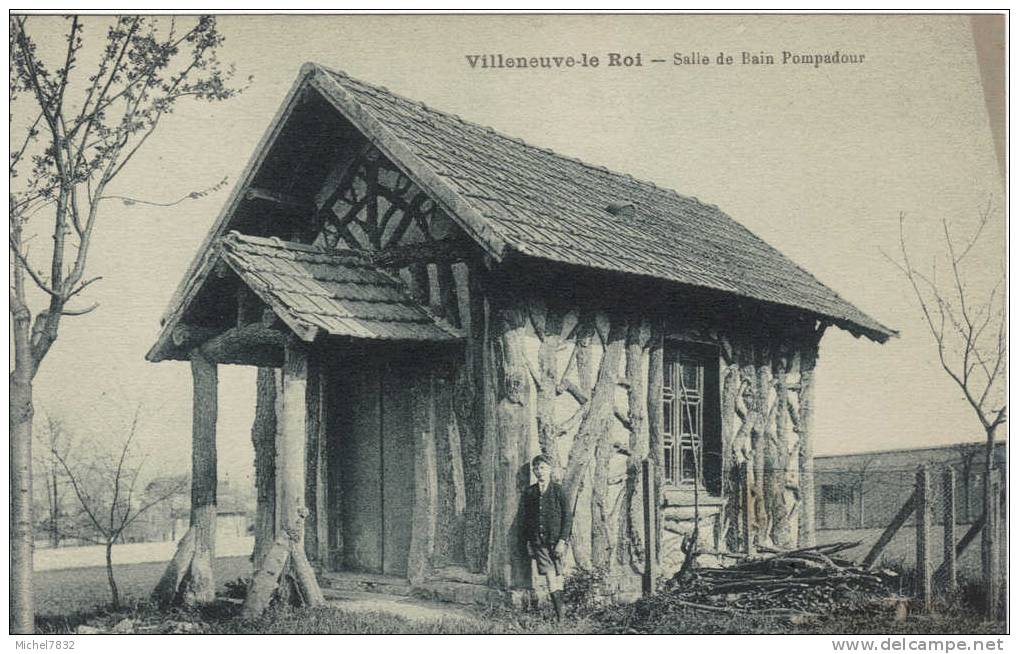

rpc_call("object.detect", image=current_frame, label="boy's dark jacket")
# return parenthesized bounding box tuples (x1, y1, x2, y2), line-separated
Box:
(523, 481, 573, 547)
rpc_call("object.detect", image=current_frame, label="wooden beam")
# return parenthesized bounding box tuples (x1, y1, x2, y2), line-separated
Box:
(372, 238, 470, 269)
(863, 490, 916, 569)
(244, 187, 315, 215)
(172, 324, 221, 351)
(200, 324, 286, 367)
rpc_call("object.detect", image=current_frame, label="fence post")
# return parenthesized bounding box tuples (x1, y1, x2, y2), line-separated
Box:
(915, 465, 932, 612)
(986, 474, 1000, 620)
(742, 465, 754, 556)
(942, 468, 957, 594)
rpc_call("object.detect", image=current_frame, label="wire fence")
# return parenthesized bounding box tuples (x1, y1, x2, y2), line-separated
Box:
(814, 464, 1006, 585)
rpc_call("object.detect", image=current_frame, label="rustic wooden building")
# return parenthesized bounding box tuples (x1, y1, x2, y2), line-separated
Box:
(146, 63, 895, 609)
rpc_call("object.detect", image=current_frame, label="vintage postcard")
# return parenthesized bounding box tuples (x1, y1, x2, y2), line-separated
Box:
(8, 11, 1007, 643)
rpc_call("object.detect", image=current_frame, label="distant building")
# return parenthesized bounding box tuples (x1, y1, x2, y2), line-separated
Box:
(814, 441, 1006, 530)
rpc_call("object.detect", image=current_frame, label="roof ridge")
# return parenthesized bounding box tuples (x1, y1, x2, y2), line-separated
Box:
(314, 63, 711, 208)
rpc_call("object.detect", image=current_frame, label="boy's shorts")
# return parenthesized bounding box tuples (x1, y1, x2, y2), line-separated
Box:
(531, 543, 563, 576)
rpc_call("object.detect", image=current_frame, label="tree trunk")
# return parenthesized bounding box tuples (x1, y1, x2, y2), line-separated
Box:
(797, 333, 820, 547)
(251, 368, 277, 571)
(646, 326, 665, 563)
(533, 300, 565, 476)
(562, 315, 623, 513)
(457, 260, 489, 573)
(105, 541, 120, 610)
(242, 340, 324, 618)
(619, 319, 650, 569)
(152, 351, 218, 607)
(10, 304, 35, 634)
(488, 301, 534, 589)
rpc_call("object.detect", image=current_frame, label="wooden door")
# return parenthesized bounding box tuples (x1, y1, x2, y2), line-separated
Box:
(335, 353, 422, 577)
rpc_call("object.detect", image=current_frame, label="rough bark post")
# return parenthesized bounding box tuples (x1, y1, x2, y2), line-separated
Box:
(304, 357, 323, 566)
(620, 318, 650, 568)
(251, 368, 277, 570)
(646, 325, 665, 564)
(457, 260, 489, 573)
(750, 347, 772, 547)
(797, 328, 822, 547)
(409, 373, 439, 584)
(766, 351, 798, 549)
(242, 339, 324, 618)
(915, 465, 932, 613)
(942, 467, 957, 594)
(488, 300, 534, 588)
(153, 350, 218, 607)
(531, 299, 566, 476)
(569, 316, 627, 569)
(719, 337, 741, 551)
(742, 464, 755, 556)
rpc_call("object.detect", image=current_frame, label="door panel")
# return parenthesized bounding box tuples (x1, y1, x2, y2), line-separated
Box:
(380, 361, 420, 576)
(340, 360, 383, 573)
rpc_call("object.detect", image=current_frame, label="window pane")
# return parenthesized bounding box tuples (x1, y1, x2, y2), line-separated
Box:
(663, 361, 673, 390)
(663, 402, 672, 435)
(680, 362, 698, 391)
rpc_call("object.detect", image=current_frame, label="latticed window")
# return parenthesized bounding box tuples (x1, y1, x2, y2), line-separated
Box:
(662, 343, 721, 494)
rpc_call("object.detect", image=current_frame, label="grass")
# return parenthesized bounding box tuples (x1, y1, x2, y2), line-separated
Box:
(34, 556, 252, 632)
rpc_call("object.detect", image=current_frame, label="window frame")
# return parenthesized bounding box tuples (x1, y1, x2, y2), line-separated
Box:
(660, 340, 723, 500)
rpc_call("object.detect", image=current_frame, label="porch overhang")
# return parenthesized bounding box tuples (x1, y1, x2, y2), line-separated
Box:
(146, 232, 464, 363)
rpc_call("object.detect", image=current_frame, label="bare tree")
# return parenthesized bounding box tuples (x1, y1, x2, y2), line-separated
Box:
(889, 207, 1006, 613)
(9, 16, 240, 632)
(34, 414, 75, 548)
(50, 409, 186, 610)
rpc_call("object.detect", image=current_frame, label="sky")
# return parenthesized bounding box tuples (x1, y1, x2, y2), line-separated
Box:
(16, 14, 1006, 490)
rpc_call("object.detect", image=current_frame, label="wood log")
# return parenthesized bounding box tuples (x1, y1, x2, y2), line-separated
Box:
(488, 300, 534, 588)
(797, 327, 824, 547)
(533, 299, 566, 477)
(457, 260, 489, 573)
(564, 315, 627, 531)
(408, 374, 439, 585)
(171, 324, 220, 351)
(251, 368, 277, 571)
(433, 374, 464, 565)
(620, 318, 650, 568)
(373, 237, 470, 269)
(646, 325, 665, 563)
(152, 351, 218, 607)
(766, 352, 798, 549)
(303, 356, 324, 566)
(241, 339, 324, 618)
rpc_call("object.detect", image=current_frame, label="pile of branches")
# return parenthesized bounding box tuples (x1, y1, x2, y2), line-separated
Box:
(667, 541, 901, 617)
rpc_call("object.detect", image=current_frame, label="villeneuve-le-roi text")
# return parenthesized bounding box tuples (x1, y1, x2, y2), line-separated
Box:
(464, 50, 866, 70)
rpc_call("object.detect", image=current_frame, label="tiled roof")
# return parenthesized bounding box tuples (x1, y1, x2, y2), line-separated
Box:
(220, 232, 461, 342)
(310, 64, 895, 342)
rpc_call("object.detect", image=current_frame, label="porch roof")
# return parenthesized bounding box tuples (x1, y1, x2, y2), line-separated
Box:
(221, 232, 462, 343)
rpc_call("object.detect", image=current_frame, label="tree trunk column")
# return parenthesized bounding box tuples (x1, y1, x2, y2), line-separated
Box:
(242, 338, 324, 618)
(153, 350, 218, 606)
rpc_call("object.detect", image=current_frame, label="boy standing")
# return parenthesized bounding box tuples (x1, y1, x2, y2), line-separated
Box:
(523, 454, 573, 621)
